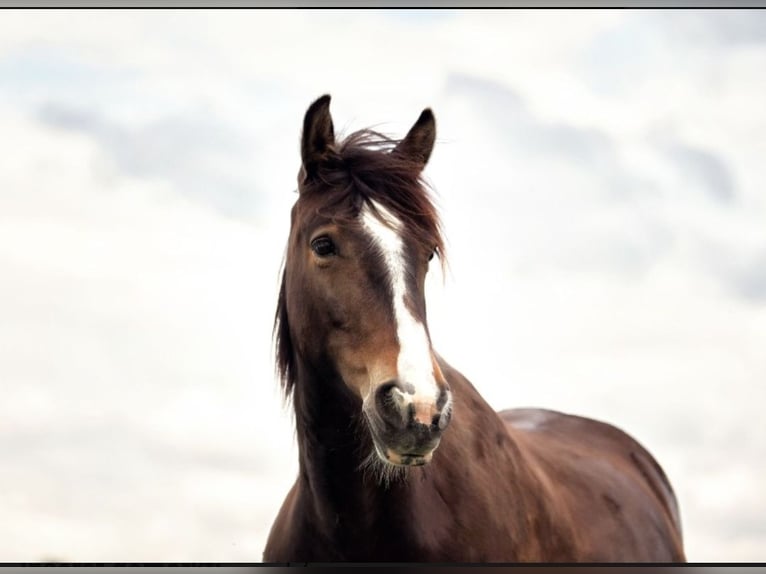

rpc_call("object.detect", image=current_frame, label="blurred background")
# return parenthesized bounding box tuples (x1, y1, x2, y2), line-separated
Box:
(1, 9, 764, 562)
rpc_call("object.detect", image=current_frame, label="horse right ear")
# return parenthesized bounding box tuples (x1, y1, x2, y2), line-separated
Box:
(392, 108, 436, 169)
(300, 94, 335, 183)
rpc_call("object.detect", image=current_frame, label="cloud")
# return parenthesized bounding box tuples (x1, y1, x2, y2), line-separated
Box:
(37, 102, 263, 218)
(445, 72, 616, 168)
(733, 252, 766, 301)
(663, 140, 737, 203)
(705, 247, 766, 303)
(438, 71, 674, 278)
(0, 110, 296, 561)
(440, 69, 766, 316)
(661, 11, 766, 46)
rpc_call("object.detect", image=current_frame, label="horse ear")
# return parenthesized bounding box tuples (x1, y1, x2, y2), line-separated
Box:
(393, 108, 436, 169)
(301, 94, 335, 182)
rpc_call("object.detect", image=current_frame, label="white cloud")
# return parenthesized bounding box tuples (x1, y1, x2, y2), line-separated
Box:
(0, 110, 296, 560)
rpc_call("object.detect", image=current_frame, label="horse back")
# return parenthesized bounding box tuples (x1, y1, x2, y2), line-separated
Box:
(499, 408, 685, 562)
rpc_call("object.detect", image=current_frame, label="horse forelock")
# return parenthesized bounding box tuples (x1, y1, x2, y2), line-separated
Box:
(302, 129, 445, 267)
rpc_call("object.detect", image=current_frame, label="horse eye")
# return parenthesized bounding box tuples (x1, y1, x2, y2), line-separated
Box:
(428, 248, 436, 262)
(311, 236, 336, 257)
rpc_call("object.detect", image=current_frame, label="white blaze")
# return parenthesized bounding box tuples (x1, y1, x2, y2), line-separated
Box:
(360, 200, 439, 407)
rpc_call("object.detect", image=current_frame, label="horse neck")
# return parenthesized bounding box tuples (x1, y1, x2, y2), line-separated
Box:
(290, 358, 412, 532)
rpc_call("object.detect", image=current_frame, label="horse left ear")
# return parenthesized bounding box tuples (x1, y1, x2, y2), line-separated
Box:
(393, 108, 436, 169)
(301, 94, 335, 183)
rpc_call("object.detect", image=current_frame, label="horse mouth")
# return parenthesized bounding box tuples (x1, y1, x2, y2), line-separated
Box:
(386, 450, 433, 466)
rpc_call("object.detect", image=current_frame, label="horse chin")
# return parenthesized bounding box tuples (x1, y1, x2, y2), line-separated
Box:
(371, 439, 436, 467)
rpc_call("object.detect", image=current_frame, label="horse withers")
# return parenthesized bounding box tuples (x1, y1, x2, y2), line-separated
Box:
(263, 94, 685, 562)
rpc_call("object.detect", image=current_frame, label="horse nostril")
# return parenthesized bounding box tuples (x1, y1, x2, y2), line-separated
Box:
(374, 380, 407, 428)
(375, 380, 406, 405)
(376, 380, 398, 399)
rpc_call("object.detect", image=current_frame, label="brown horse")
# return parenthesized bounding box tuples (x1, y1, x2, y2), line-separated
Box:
(263, 94, 685, 563)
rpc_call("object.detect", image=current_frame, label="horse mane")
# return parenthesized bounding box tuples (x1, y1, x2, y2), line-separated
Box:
(274, 128, 446, 399)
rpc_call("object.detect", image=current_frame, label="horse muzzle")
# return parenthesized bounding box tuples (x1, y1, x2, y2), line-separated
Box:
(364, 381, 453, 467)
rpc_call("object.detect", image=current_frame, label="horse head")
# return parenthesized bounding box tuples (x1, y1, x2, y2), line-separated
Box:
(276, 95, 452, 467)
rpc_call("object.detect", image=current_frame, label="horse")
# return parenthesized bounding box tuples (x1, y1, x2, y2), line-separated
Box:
(262, 94, 686, 563)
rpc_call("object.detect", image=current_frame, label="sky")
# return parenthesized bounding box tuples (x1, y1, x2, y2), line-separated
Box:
(0, 9, 765, 562)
